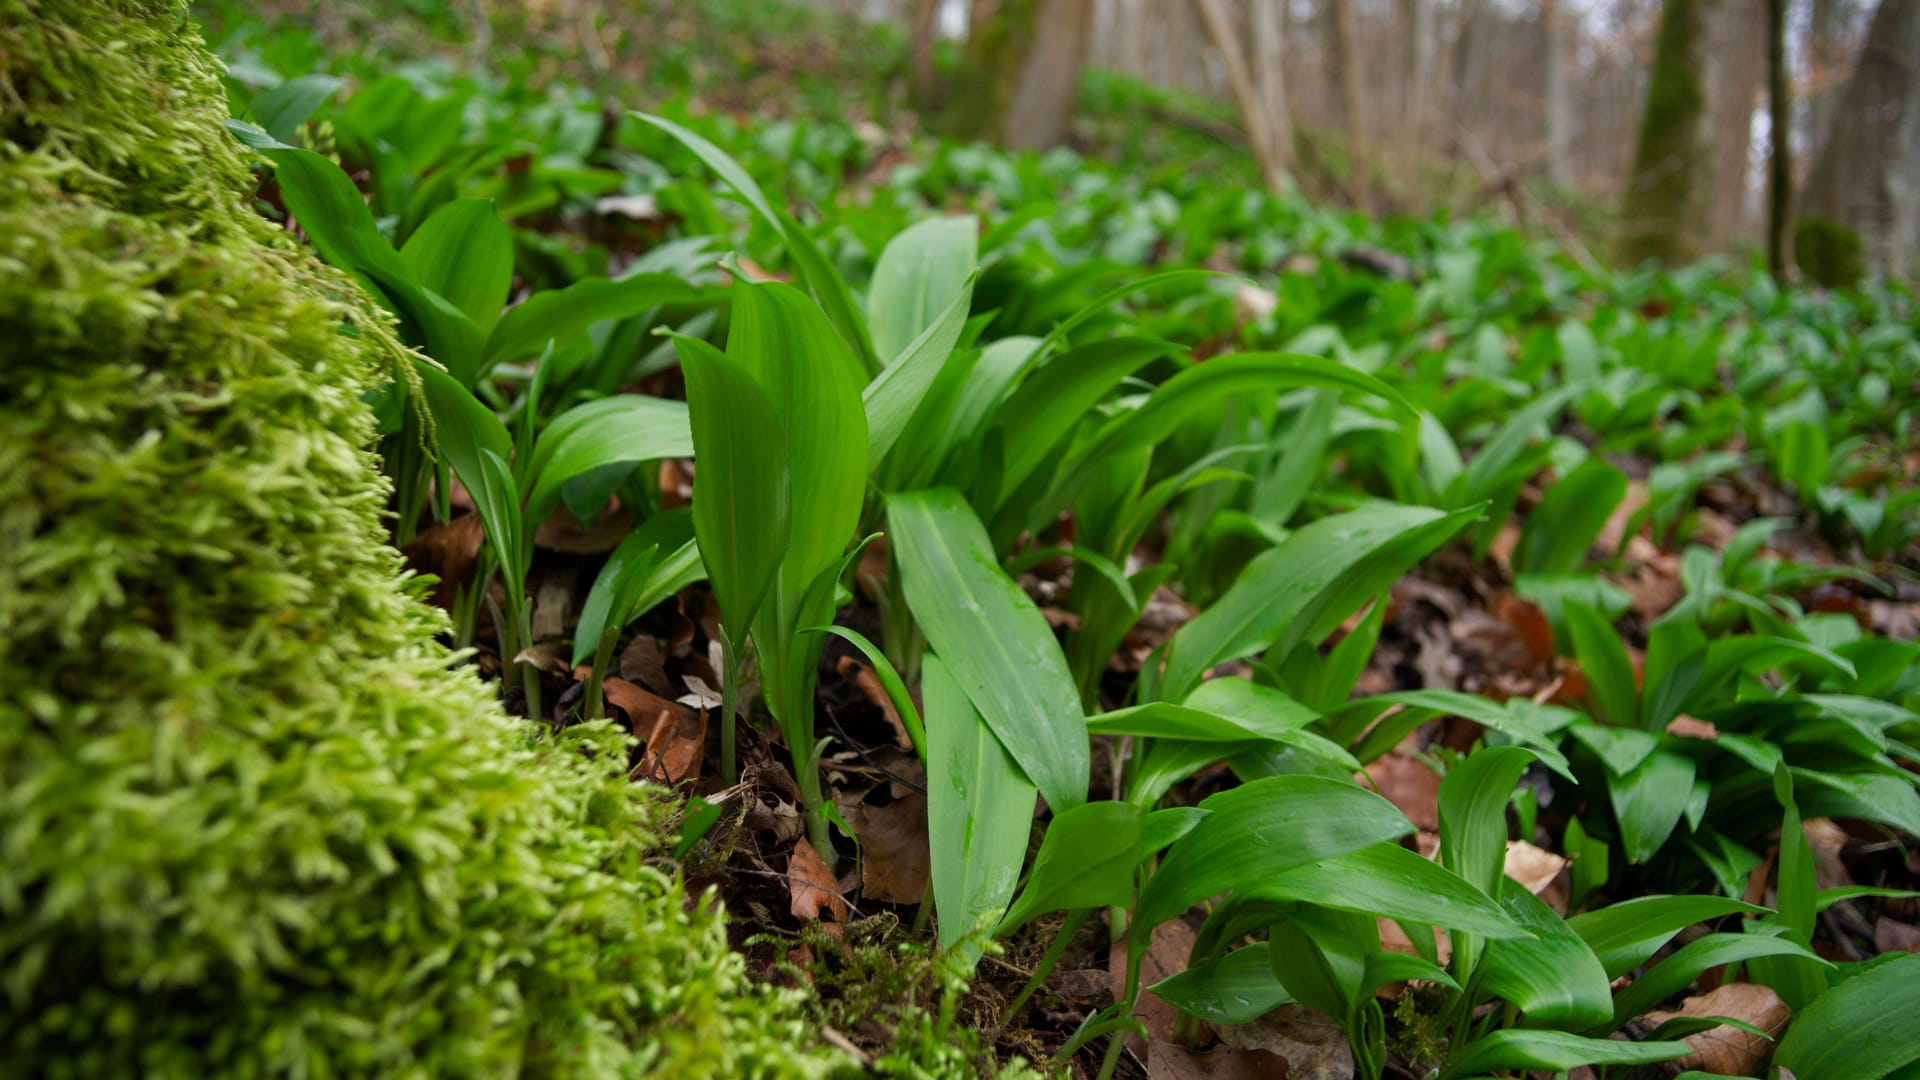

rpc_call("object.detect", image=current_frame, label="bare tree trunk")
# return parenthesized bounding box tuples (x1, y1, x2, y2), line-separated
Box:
(1620, 0, 1720, 265)
(1000, 0, 1094, 148)
(1800, 0, 1920, 283)
(1448, 0, 1487, 157)
(1324, 0, 1363, 152)
(907, 0, 940, 112)
(1252, 0, 1292, 173)
(1191, 0, 1292, 189)
(1544, 0, 1572, 186)
(1399, 0, 1436, 161)
(1705, 0, 1764, 251)
(1805, 0, 1853, 156)
(1766, 0, 1791, 277)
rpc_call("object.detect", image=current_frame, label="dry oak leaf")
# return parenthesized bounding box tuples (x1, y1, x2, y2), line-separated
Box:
(787, 837, 849, 923)
(848, 793, 930, 904)
(1361, 751, 1440, 831)
(1147, 1039, 1292, 1079)
(1216, 1005, 1354, 1080)
(640, 702, 707, 785)
(1643, 982, 1788, 1077)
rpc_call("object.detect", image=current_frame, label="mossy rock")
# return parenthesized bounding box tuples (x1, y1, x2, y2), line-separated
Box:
(1794, 215, 1867, 289)
(0, 2, 837, 1075)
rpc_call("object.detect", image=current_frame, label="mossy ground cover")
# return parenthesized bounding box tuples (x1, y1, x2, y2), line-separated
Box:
(0, 2, 842, 1075)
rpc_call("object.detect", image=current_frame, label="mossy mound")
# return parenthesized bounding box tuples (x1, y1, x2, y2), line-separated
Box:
(1794, 215, 1868, 289)
(0, 2, 837, 1076)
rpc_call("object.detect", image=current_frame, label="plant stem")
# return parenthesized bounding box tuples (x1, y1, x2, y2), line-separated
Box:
(584, 626, 617, 721)
(720, 634, 742, 784)
(796, 746, 836, 866)
(1005, 908, 1090, 1022)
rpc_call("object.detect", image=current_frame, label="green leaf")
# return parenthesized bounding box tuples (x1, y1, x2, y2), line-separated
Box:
(1004, 544, 1138, 612)
(1514, 456, 1628, 575)
(1142, 807, 1209, 856)
(1567, 601, 1639, 729)
(1343, 690, 1572, 778)
(1160, 503, 1460, 701)
(635, 112, 877, 369)
(1251, 842, 1525, 939)
(400, 197, 514, 333)
(1459, 383, 1580, 502)
(1362, 952, 1459, 995)
(1566, 895, 1768, 980)
(1438, 746, 1534, 899)
(1751, 762, 1827, 1010)
(676, 335, 789, 642)
(1133, 775, 1411, 935)
(523, 395, 693, 522)
(1478, 881, 1614, 1028)
(998, 801, 1143, 935)
(483, 273, 694, 382)
(1609, 748, 1697, 864)
(571, 509, 703, 667)
(1148, 943, 1293, 1025)
(868, 215, 977, 364)
(1440, 1030, 1688, 1080)
(863, 271, 977, 468)
(1602, 929, 1829, 1031)
(250, 73, 343, 144)
(924, 653, 1037, 966)
(1774, 952, 1920, 1080)
(889, 488, 1088, 812)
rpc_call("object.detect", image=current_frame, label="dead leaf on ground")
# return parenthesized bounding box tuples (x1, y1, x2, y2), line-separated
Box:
(848, 792, 930, 904)
(1499, 595, 1556, 669)
(787, 837, 849, 923)
(1596, 480, 1650, 557)
(640, 701, 707, 784)
(512, 641, 573, 676)
(1506, 839, 1570, 913)
(836, 654, 911, 750)
(1876, 919, 1920, 953)
(1361, 751, 1440, 831)
(618, 634, 672, 694)
(1111, 918, 1196, 1052)
(1667, 714, 1719, 740)
(400, 512, 484, 608)
(534, 503, 634, 553)
(1147, 1039, 1291, 1079)
(603, 676, 694, 728)
(1642, 982, 1788, 1077)
(1380, 916, 1451, 967)
(1216, 1005, 1354, 1079)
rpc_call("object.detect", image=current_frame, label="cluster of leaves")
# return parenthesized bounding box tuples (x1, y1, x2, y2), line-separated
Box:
(213, 16, 1920, 1080)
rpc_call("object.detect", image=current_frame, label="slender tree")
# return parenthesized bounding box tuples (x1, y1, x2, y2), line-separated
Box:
(1765, 0, 1791, 277)
(1544, 0, 1572, 186)
(1192, 0, 1293, 190)
(1620, 0, 1720, 265)
(932, 0, 1093, 150)
(1799, 0, 1920, 283)
(1325, 0, 1363, 154)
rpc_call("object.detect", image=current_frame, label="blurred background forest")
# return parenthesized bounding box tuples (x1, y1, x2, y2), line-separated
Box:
(226, 0, 1920, 285)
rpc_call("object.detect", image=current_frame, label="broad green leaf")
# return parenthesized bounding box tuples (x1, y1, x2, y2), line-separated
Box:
(925, 654, 1036, 966)
(1160, 503, 1454, 701)
(1514, 456, 1627, 575)
(415, 361, 513, 493)
(1362, 952, 1459, 995)
(986, 336, 1182, 510)
(1148, 943, 1292, 1025)
(1567, 601, 1639, 729)
(400, 197, 514, 333)
(1039, 353, 1411, 533)
(998, 801, 1143, 934)
(1142, 806, 1209, 855)
(1566, 894, 1768, 980)
(882, 335, 1039, 491)
(483, 273, 694, 381)
(1268, 907, 1373, 1018)
(1438, 745, 1534, 899)
(1478, 881, 1614, 1028)
(889, 488, 1088, 812)
(1602, 929, 1829, 1031)
(1459, 383, 1580, 501)
(863, 271, 977, 467)
(1343, 690, 1572, 778)
(677, 335, 789, 641)
(1134, 776, 1411, 935)
(868, 215, 977, 364)
(1751, 762, 1826, 1010)
(1440, 1030, 1688, 1080)
(635, 112, 877, 369)
(1251, 842, 1524, 939)
(523, 395, 692, 521)
(1609, 748, 1696, 864)
(249, 74, 344, 143)
(1774, 952, 1920, 1080)
(571, 508, 703, 666)
(1004, 544, 1138, 612)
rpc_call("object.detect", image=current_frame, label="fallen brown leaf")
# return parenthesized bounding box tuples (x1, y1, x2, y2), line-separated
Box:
(399, 512, 484, 608)
(639, 701, 707, 784)
(836, 655, 911, 750)
(787, 837, 849, 923)
(533, 503, 634, 553)
(1499, 595, 1556, 670)
(1506, 840, 1568, 896)
(1147, 1039, 1290, 1079)
(618, 634, 672, 694)
(1667, 714, 1719, 740)
(1215, 1005, 1354, 1079)
(603, 676, 696, 730)
(1111, 918, 1196, 1053)
(1362, 752, 1440, 831)
(1643, 982, 1788, 1076)
(1876, 918, 1920, 953)
(848, 793, 930, 904)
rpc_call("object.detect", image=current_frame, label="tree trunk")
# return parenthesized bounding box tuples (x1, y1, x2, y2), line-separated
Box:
(1619, 0, 1720, 266)
(907, 0, 940, 112)
(1191, 0, 1292, 190)
(1765, 0, 1790, 277)
(939, 0, 1090, 150)
(1705, 0, 1765, 251)
(1805, 0, 1853, 157)
(1544, 0, 1572, 186)
(1799, 0, 1920, 283)
(1324, 0, 1363, 152)
(1000, 0, 1094, 149)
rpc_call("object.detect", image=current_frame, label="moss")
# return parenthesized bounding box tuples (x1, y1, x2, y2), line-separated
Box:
(1794, 215, 1867, 288)
(0, 1, 839, 1075)
(1618, 0, 1713, 267)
